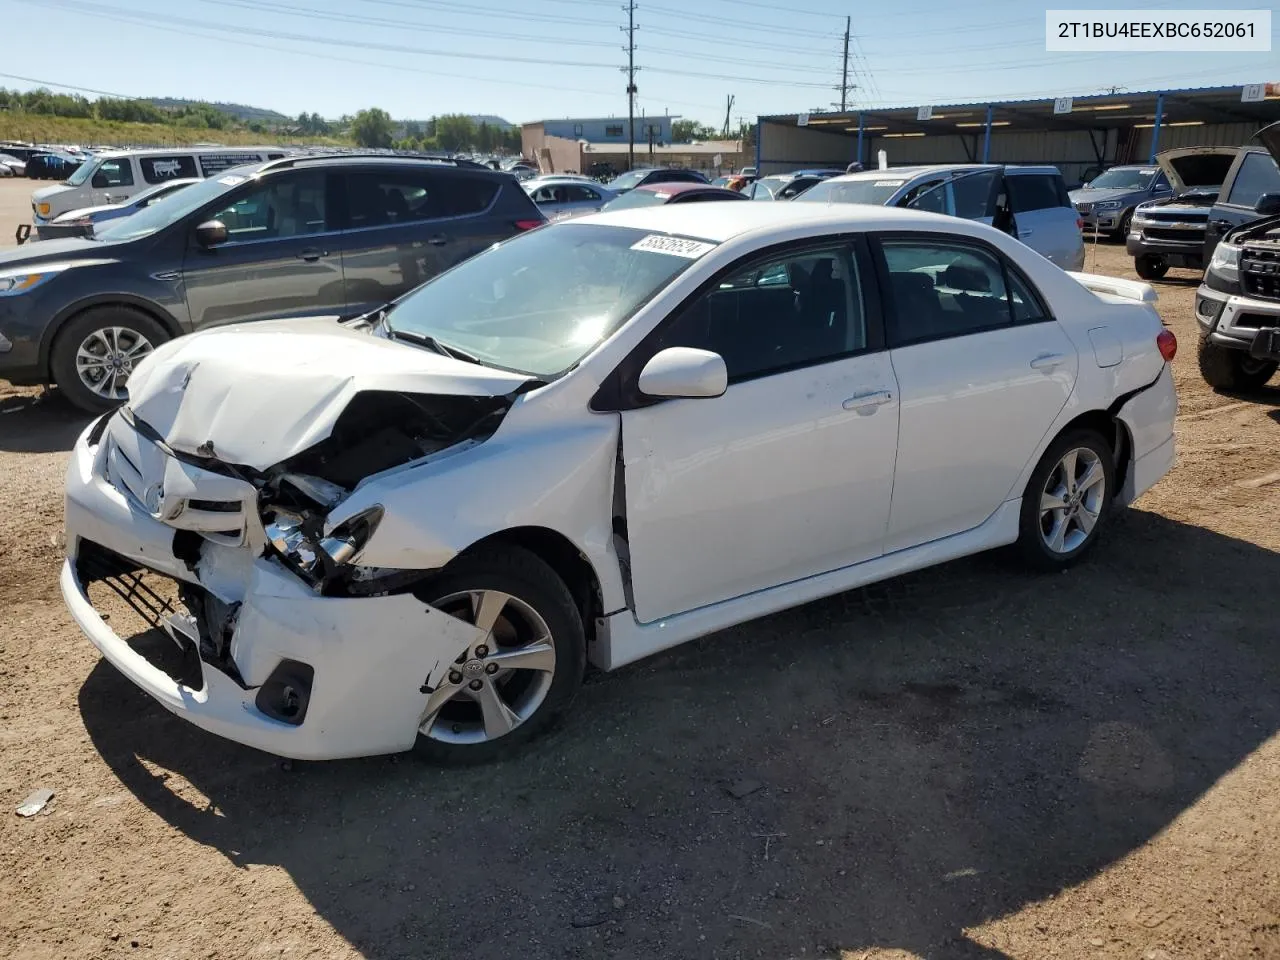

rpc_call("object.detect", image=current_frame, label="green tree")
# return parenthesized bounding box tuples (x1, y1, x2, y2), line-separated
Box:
(352, 107, 394, 147)
(672, 119, 717, 142)
(433, 114, 475, 152)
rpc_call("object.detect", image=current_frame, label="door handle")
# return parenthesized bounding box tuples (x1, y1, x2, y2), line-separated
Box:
(428, 234, 449, 246)
(1018, 228, 1034, 237)
(297, 248, 327, 262)
(1030, 353, 1066, 371)
(842, 390, 893, 412)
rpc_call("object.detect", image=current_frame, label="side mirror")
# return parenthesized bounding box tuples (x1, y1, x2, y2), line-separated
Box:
(90, 173, 109, 189)
(194, 219, 228, 248)
(637, 347, 727, 400)
(1255, 193, 1280, 216)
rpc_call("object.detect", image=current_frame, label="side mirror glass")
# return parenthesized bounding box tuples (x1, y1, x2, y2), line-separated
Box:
(1254, 192, 1280, 216)
(90, 173, 109, 189)
(195, 219, 229, 248)
(637, 347, 727, 400)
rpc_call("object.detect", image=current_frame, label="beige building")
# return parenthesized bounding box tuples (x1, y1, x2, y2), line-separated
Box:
(521, 121, 745, 178)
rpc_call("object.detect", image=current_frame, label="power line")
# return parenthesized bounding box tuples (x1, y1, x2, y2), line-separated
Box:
(354, 0, 616, 28)
(638, 3, 845, 39)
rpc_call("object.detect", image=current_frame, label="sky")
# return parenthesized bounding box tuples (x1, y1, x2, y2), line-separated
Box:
(0, 0, 1275, 127)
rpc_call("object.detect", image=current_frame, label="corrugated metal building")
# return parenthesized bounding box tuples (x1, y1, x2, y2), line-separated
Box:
(756, 85, 1280, 185)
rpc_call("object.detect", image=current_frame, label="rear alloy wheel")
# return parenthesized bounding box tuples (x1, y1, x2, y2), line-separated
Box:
(50, 306, 169, 413)
(1134, 254, 1168, 280)
(1197, 338, 1278, 393)
(1017, 430, 1114, 570)
(413, 546, 585, 765)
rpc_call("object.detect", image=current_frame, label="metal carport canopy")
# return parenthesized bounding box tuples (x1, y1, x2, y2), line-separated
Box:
(756, 84, 1280, 169)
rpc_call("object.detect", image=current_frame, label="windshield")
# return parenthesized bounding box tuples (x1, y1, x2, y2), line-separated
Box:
(796, 178, 904, 206)
(608, 170, 649, 191)
(65, 158, 98, 186)
(93, 173, 246, 242)
(602, 189, 669, 210)
(1087, 168, 1155, 190)
(383, 223, 713, 377)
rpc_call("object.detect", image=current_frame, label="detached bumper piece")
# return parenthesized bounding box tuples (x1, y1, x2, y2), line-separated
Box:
(1250, 328, 1280, 362)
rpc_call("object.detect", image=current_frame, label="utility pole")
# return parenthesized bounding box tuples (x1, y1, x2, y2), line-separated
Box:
(723, 94, 735, 138)
(621, 0, 638, 170)
(840, 16, 851, 111)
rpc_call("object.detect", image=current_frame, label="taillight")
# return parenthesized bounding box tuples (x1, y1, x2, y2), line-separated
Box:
(514, 219, 543, 232)
(1076, 218, 1084, 230)
(1157, 328, 1177, 362)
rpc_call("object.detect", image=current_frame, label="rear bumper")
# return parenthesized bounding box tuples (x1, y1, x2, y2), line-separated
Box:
(1115, 364, 1177, 505)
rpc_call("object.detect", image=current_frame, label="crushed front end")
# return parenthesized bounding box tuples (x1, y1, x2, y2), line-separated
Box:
(61, 397, 506, 760)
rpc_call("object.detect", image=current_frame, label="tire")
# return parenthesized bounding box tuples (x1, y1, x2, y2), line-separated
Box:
(412, 544, 586, 765)
(49, 306, 170, 413)
(1197, 338, 1278, 393)
(1016, 429, 1115, 571)
(1113, 210, 1133, 240)
(1134, 254, 1168, 280)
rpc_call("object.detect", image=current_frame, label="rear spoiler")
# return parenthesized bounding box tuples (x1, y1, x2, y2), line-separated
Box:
(1066, 271, 1158, 304)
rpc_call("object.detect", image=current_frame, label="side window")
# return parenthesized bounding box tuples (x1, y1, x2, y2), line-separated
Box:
(951, 170, 999, 219)
(1226, 153, 1280, 209)
(566, 185, 601, 203)
(94, 159, 134, 188)
(140, 155, 198, 184)
(210, 171, 328, 242)
(655, 246, 867, 382)
(1006, 268, 1051, 323)
(198, 153, 268, 177)
(881, 239, 1020, 346)
(1007, 174, 1064, 213)
(899, 178, 946, 210)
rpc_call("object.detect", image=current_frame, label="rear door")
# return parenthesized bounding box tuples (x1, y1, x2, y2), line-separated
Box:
(1004, 171, 1084, 269)
(874, 233, 1077, 552)
(1205, 149, 1280, 259)
(182, 169, 346, 329)
(337, 166, 505, 317)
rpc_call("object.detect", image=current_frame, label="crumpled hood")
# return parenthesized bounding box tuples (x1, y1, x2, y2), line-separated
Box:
(1069, 187, 1139, 205)
(125, 316, 533, 471)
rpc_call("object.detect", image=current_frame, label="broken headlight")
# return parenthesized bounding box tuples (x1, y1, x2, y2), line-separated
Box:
(265, 505, 384, 587)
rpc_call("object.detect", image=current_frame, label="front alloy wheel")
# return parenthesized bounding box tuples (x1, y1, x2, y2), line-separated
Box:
(412, 545, 585, 764)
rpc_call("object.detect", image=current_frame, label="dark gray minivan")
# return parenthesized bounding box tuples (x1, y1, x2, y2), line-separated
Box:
(0, 155, 546, 410)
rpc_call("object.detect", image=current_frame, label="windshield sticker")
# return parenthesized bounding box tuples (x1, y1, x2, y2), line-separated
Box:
(874, 180, 905, 187)
(218, 175, 247, 186)
(631, 234, 716, 258)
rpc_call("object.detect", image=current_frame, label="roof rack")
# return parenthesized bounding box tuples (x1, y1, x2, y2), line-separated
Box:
(258, 152, 490, 172)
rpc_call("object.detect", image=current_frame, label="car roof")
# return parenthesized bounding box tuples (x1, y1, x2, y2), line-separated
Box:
(576, 199, 987, 243)
(525, 176, 603, 186)
(90, 147, 286, 159)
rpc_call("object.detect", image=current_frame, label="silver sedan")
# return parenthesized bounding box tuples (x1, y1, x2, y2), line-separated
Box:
(524, 177, 617, 221)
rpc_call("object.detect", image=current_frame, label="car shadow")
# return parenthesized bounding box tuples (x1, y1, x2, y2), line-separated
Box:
(0, 389, 94, 453)
(77, 510, 1280, 959)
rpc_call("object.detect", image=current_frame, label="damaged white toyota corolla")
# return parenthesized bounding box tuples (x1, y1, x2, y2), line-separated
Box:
(61, 202, 1177, 763)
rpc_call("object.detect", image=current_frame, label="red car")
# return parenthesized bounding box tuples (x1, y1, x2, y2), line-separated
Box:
(601, 182, 748, 210)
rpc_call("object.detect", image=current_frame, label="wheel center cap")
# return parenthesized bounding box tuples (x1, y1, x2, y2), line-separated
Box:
(462, 659, 486, 679)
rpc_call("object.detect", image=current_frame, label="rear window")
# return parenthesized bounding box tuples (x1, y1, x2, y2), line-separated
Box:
(1225, 153, 1280, 209)
(140, 155, 198, 184)
(603, 189, 669, 210)
(796, 178, 904, 206)
(1007, 174, 1068, 212)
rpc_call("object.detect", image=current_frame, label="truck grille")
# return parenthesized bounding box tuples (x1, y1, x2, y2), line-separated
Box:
(1243, 247, 1280, 303)
(1141, 211, 1208, 224)
(1143, 227, 1205, 242)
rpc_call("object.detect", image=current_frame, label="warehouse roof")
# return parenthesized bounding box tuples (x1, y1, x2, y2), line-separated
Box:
(761, 84, 1280, 136)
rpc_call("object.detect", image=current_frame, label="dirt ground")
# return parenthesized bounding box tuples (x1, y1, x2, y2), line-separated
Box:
(0, 176, 1276, 960)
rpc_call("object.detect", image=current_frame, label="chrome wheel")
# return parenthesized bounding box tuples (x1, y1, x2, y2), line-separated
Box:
(75, 326, 154, 401)
(419, 590, 557, 745)
(1039, 446, 1106, 555)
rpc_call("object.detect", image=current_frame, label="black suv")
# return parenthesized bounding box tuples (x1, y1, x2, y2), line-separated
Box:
(0, 154, 545, 410)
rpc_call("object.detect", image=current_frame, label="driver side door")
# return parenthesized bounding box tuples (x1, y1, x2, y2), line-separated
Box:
(614, 240, 900, 623)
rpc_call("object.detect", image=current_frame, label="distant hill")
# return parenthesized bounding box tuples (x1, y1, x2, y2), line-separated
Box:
(399, 115, 515, 131)
(148, 98, 292, 125)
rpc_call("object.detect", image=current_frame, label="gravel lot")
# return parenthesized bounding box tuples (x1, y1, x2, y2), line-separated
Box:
(0, 175, 1277, 960)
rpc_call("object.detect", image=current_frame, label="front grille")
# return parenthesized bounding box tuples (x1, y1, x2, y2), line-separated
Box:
(1235, 313, 1280, 330)
(1143, 227, 1204, 242)
(1075, 202, 1092, 214)
(1141, 210, 1208, 224)
(1243, 246, 1280, 302)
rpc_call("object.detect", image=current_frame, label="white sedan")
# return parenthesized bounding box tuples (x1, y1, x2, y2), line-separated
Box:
(61, 203, 1177, 763)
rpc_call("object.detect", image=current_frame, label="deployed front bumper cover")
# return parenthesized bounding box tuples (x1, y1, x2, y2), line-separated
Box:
(62, 423, 485, 760)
